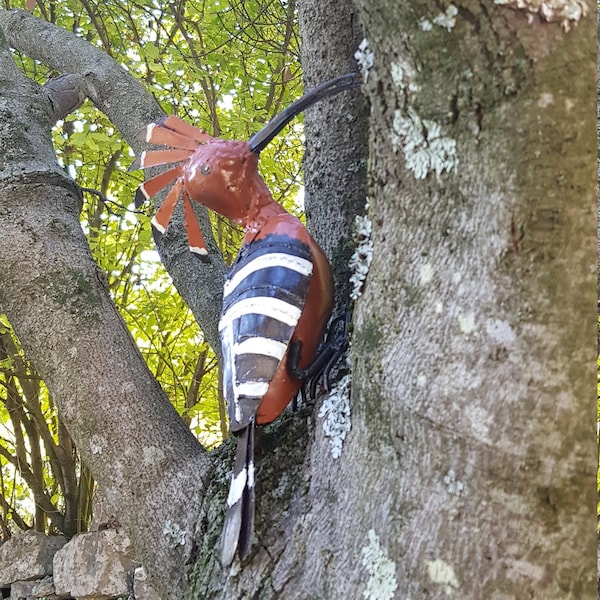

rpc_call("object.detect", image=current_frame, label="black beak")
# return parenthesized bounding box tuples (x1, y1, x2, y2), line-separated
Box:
(247, 72, 360, 154)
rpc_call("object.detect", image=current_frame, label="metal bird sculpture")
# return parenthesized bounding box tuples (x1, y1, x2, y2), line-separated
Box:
(133, 73, 359, 566)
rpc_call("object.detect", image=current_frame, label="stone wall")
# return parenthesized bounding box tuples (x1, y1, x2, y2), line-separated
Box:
(0, 530, 159, 600)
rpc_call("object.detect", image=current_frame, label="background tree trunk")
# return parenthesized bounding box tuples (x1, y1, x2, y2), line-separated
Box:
(0, 2, 596, 599)
(298, 0, 369, 301)
(345, 0, 597, 597)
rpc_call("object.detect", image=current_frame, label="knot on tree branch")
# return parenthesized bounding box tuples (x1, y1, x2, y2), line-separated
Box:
(44, 73, 87, 122)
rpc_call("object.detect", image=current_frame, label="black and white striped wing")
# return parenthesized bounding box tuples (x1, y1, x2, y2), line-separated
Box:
(218, 235, 313, 432)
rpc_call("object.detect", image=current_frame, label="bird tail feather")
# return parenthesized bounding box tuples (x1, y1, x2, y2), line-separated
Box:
(220, 422, 255, 567)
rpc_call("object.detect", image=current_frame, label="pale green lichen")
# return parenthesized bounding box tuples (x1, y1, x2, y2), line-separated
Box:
(354, 38, 374, 82)
(361, 530, 398, 600)
(425, 559, 460, 596)
(390, 62, 419, 94)
(493, 0, 587, 31)
(390, 52, 458, 180)
(143, 445, 166, 465)
(392, 109, 458, 179)
(419, 262, 434, 285)
(89, 434, 104, 455)
(318, 373, 351, 459)
(349, 201, 373, 300)
(443, 469, 466, 497)
(163, 520, 186, 548)
(433, 4, 459, 30)
(420, 4, 458, 31)
(485, 319, 516, 345)
(457, 312, 476, 334)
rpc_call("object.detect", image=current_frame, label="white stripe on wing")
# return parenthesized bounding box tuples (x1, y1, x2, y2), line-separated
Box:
(234, 337, 288, 360)
(223, 252, 312, 298)
(219, 297, 302, 331)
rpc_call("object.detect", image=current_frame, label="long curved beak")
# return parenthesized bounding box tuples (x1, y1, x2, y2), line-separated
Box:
(247, 72, 360, 154)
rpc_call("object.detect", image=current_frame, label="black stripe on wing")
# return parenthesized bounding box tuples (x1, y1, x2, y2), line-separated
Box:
(223, 270, 310, 310)
(231, 234, 313, 265)
(219, 235, 314, 431)
(236, 316, 293, 346)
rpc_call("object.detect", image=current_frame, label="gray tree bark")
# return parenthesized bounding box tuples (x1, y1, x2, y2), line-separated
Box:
(344, 0, 597, 597)
(299, 0, 369, 301)
(0, 1, 596, 599)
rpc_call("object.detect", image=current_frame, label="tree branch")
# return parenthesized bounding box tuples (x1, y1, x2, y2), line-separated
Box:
(0, 15, 29, 84)
(0, 8, 226, 352)
(0, 13, 214, 597)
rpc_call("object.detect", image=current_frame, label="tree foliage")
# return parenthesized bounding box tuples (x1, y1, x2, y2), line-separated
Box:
(0, 0, 303, 539)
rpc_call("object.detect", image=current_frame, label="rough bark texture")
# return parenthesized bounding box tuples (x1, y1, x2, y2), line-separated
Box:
(0, 15, 210, 599)
(597, 15, 600, 291)
(347, 0, 596, 597)
(298, 0, 369, 303)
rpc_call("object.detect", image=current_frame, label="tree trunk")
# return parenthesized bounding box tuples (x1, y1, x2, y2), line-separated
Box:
(345, 0, 597, 597)
(298, 0, 369, 301)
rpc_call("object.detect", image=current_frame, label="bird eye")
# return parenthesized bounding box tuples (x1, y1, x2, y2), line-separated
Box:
(200, 164, 211, 176)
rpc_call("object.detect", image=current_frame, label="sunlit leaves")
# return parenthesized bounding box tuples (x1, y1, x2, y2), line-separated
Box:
(0, 316, 79, 536)
(1, 0, 303, 535)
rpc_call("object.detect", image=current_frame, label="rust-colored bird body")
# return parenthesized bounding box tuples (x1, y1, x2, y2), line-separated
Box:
(133, 73, 359, 567)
